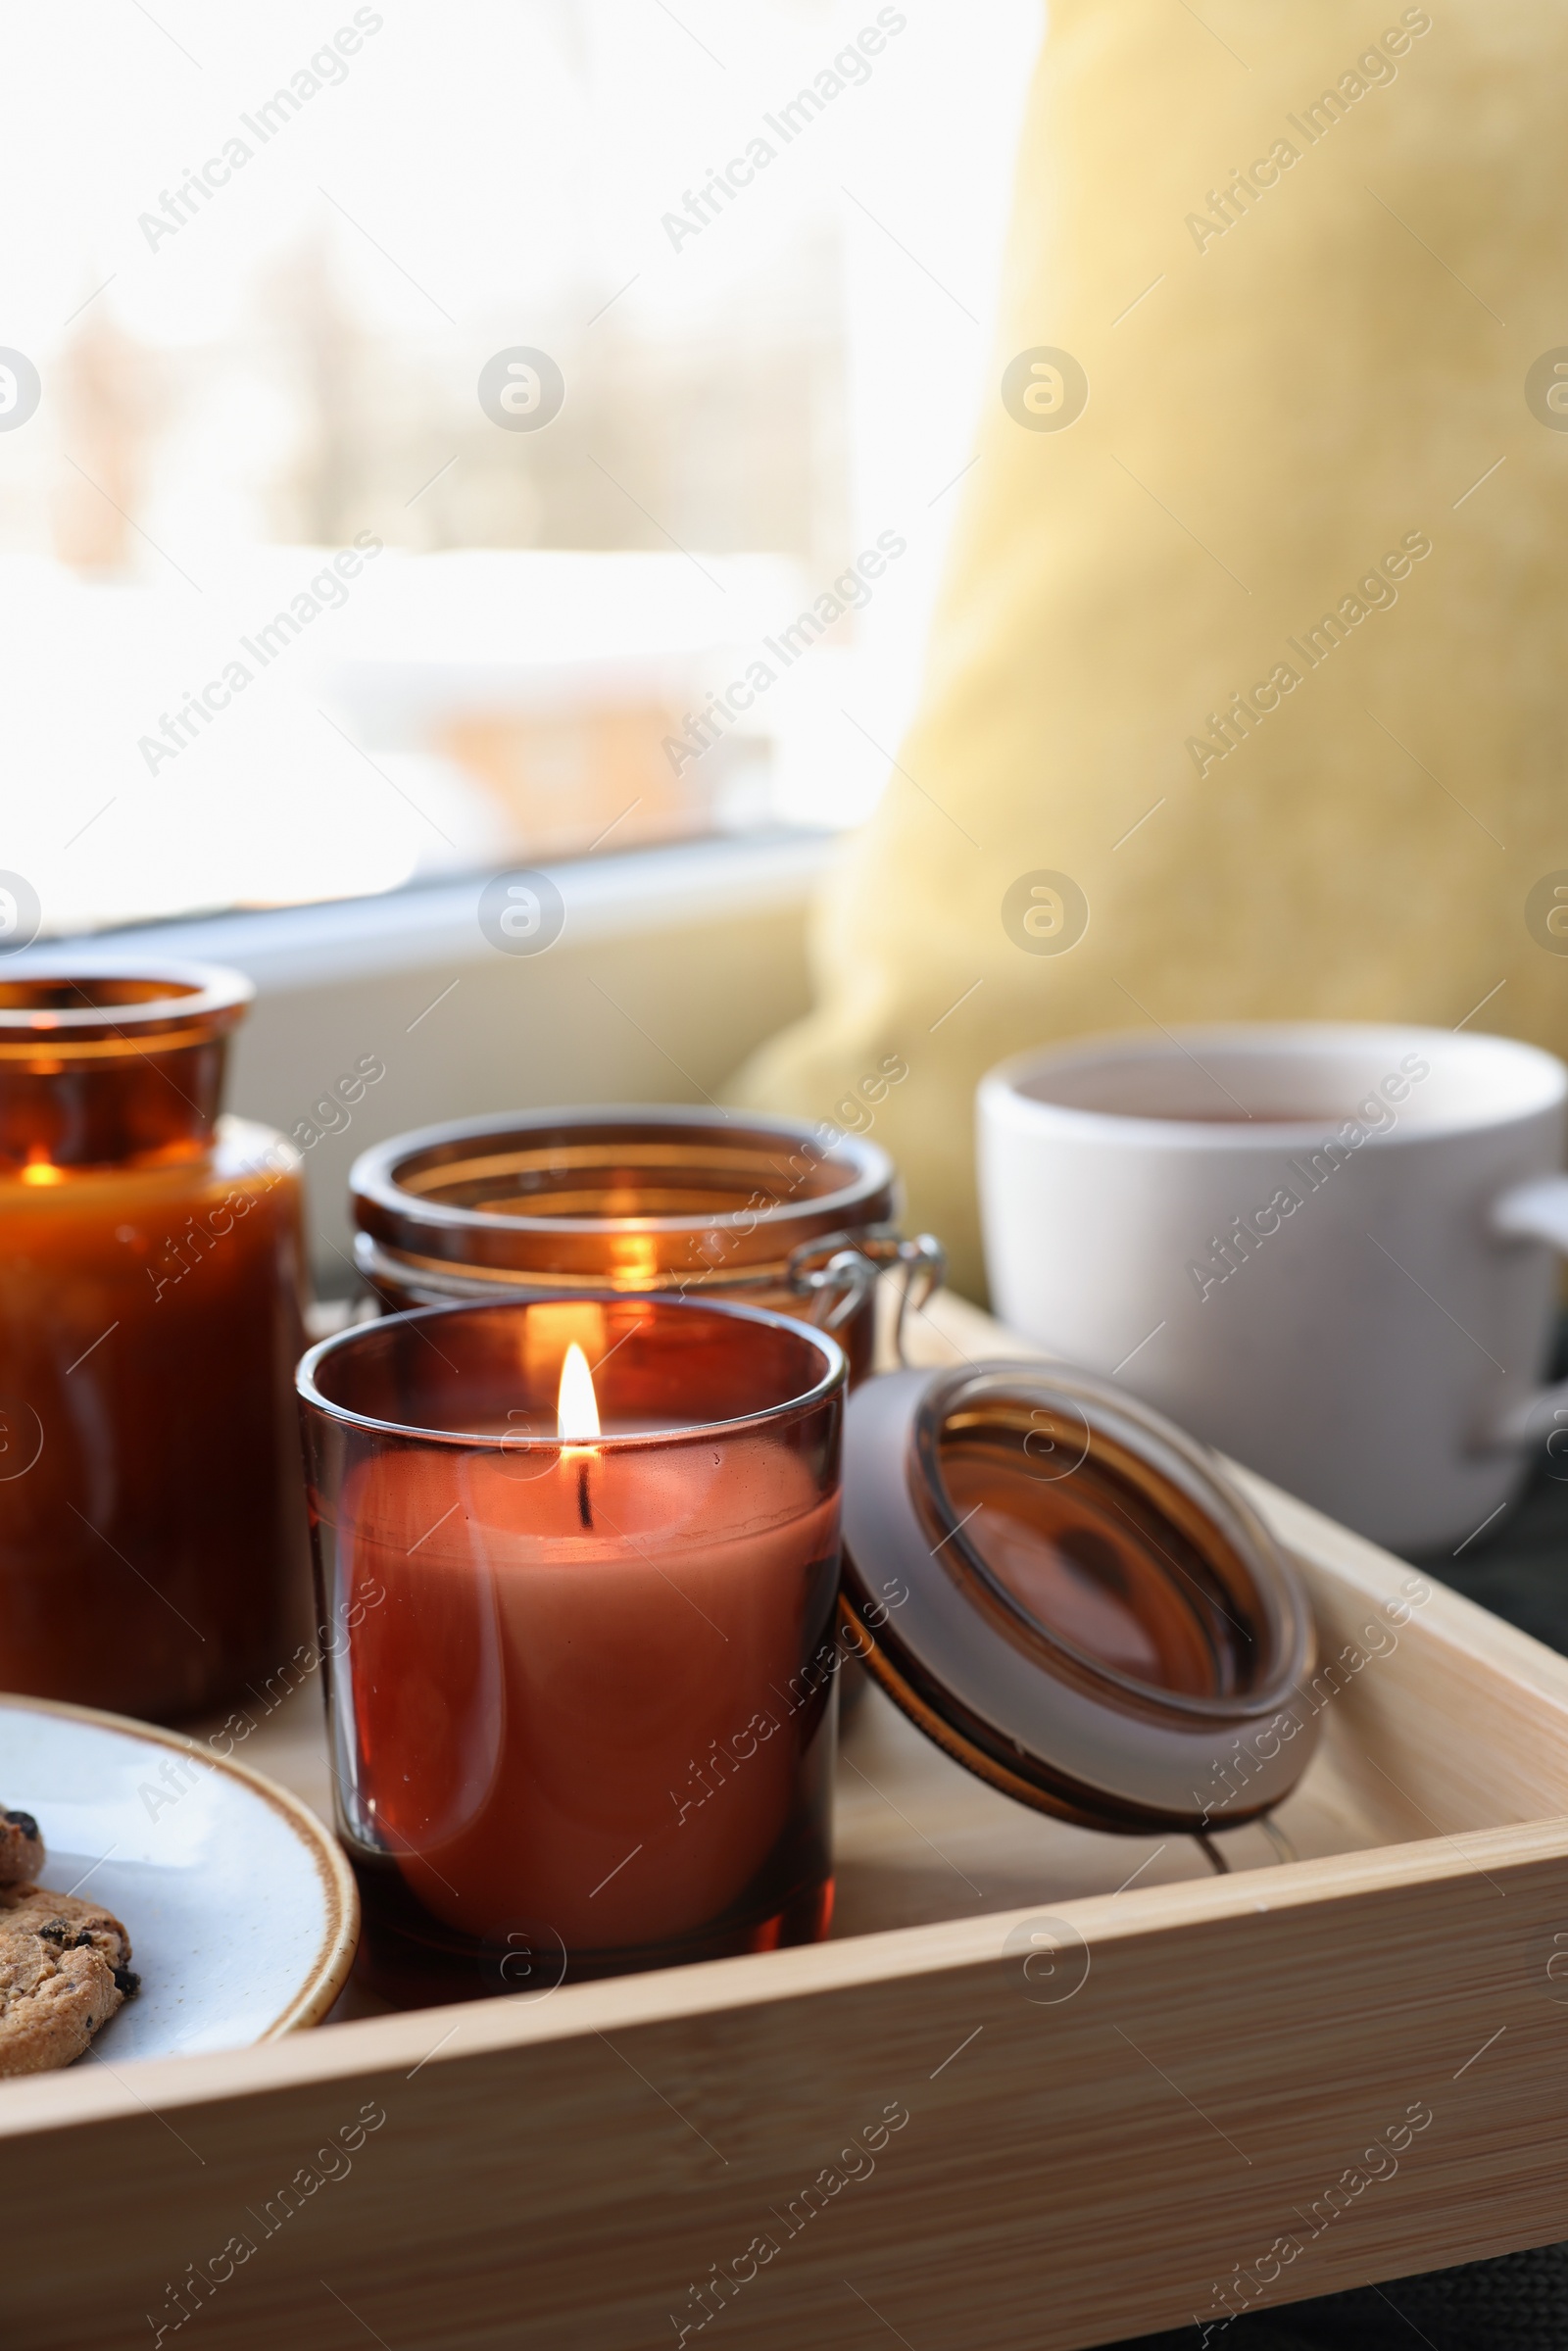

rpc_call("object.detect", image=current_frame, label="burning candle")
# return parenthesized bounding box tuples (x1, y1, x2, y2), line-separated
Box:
(298, 1295, 846, 1994)
(558, 1341, 599, 1528)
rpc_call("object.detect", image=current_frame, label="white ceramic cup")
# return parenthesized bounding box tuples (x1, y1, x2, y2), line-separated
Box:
(977, 1023, 1568, 1553)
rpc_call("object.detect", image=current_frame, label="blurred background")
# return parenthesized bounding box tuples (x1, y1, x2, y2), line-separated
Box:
(0, 0, 1039, 934)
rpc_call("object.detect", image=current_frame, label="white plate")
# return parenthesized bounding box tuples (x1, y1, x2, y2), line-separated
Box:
(0, 1692, 358, 2064)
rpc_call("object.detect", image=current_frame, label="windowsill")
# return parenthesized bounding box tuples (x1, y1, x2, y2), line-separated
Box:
(60, 827, 837, 994)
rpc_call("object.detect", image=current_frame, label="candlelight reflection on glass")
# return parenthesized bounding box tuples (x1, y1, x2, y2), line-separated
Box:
(0, 964, 309, 1721)
(298, 1294, 846, 2001)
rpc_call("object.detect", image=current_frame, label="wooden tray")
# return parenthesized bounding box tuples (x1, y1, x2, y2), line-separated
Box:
(7, 1291, 1568, 2350)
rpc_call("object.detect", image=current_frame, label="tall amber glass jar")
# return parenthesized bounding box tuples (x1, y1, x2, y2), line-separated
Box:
(0, 965, 310, 1722)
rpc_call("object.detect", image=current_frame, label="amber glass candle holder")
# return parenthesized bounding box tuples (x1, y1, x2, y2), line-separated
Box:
(0, 964, 310, 1721)
(297, 1294, 846, 2000)
(348, 1106, 945, 1384)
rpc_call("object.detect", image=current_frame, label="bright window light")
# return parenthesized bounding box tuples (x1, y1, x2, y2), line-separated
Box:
(0, 0, 1039, 937)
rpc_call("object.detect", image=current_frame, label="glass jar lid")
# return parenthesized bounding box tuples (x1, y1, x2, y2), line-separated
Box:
(841, 1362, 1320, 1833)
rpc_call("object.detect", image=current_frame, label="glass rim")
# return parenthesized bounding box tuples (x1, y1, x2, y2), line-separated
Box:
(840, 1361, 1321, 1834)
(0, 959, 255, 1040)
(912, 1363, 1304, 1724)
(295, 1291, 848, 1450)
(982, 1020, 1566, 1144)
(348, 1104, 896, 1243)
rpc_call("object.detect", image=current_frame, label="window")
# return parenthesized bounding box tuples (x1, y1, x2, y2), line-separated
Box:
(0, 0, 1038, 940)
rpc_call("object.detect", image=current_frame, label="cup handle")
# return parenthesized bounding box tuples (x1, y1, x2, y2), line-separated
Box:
(1484, 1176, 1568, 1448)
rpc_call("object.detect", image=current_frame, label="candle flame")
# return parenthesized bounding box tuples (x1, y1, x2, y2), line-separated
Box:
(557, 1343, 601, 1443)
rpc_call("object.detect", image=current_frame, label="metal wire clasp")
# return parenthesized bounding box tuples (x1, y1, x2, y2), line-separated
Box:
(786, 1223, 947, 1363)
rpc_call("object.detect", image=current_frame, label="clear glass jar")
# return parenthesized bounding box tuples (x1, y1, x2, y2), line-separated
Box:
(0, 965, 310, 1721)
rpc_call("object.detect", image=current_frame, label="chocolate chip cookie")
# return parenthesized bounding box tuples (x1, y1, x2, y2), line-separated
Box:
(0, 1816, 139, 2078)
(0, 1809, 44, 1889)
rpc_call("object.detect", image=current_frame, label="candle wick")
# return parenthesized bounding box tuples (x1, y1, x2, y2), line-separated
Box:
(576, 1456, 593, 1531)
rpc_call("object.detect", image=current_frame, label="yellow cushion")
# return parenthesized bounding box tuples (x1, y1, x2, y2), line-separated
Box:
(730, 0, 1563, 1298)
